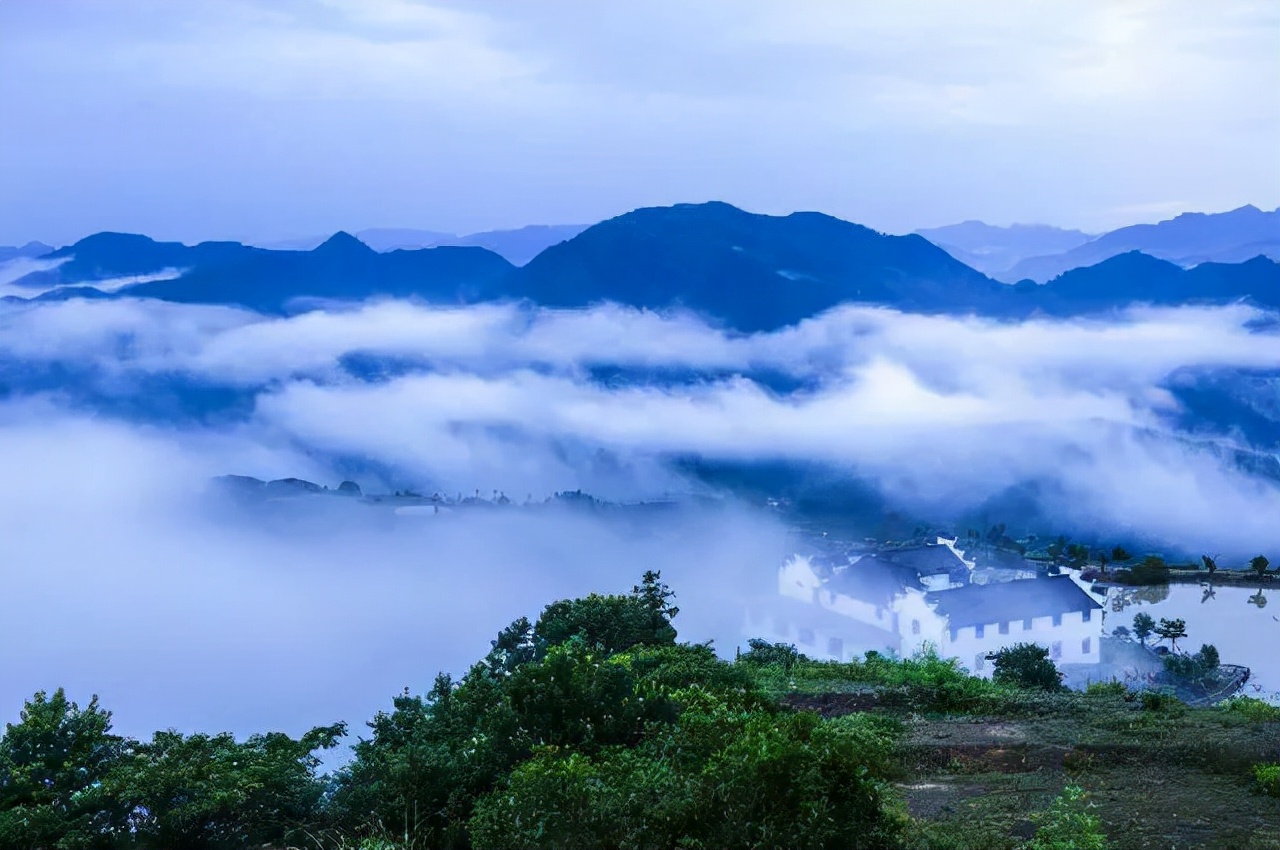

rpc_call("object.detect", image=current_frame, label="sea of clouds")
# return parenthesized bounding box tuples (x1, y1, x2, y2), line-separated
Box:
(1, 285, 1278, 743)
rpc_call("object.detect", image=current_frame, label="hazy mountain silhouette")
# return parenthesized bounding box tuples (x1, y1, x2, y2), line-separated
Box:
(1005, 205, 1280, 283)
(10, 203, 1280, 325)
(13, 231, 514, 312)
(354, 228, 457, 252)
(125, 232, 514, 311)
(443, 224, 589, 266)
(0, 241, 54, 263)
(914, 221, 1093, 276)
(516, 202, 1005, 330)
(1013, 252, 1280, 313)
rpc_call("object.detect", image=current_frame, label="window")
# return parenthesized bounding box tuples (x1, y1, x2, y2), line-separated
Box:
(911, 619, 921, 635)
(1082, 609, 1092, 622)
(798, 627, 815, 646)
(974, 624, 985, 639)
(1051, 641, 1063, 660)
(828, 637, 844, 658)
(1023, 618, 1033, 630)
(1082, 637, 1091, 655)
(1052, 614, 1062, 627)
(975, 654, 986, 671)
(998, 622, 1009, 635)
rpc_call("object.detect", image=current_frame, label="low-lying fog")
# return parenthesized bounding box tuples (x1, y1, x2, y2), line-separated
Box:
(1, 285, 1278, 742)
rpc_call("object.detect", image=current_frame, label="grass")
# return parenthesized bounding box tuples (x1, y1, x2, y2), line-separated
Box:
(742, 651, 1280, 849)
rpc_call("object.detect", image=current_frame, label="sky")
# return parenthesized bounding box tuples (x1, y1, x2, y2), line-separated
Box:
(2, 0, 1278, 246)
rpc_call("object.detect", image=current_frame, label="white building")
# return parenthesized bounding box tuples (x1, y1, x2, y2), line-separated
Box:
(747, 544, 1105, 676)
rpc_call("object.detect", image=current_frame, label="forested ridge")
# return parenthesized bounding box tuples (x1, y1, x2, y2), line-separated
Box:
(3, 572, 1278, 849)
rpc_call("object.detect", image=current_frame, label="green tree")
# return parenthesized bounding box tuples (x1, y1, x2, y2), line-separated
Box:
(1153, 617, 1187, 652)
(113, 725, 343, 849)
(1251, 555, 1271, 579)
(534, 570, 679, 653)
(1132, 612, 1156, 646)
(1111, 546, 1132, 562)
(0, 689, 130, 850)
(738, 638, 805, 670)
(990, 643, 1064, 691)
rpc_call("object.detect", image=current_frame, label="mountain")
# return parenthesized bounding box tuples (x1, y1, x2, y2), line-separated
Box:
(13, 231, 514, 312)
(253, 225, 588, 263)
(445, 224, 589, 266)
(515, 202, 1005, 331)
(1014, 251, 1280, 314)
(11, 204, 1280, 326)
(0, 241, 53, 263)
(1005, 205, 1280, 283)
(354, 228, 457, 252)
(124, 232, 514, 312)
(914, 222, 1093, 276)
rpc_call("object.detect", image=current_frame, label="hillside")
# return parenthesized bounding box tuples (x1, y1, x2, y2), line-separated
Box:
(12, 231, 515, 313)
(8, 203, 1280, 326)
(1005, 205, 1280, 283)
(915, 221, 1094, 276)
(516, 201, 1007, 330)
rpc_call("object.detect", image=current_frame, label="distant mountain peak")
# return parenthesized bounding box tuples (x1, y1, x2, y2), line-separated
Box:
(315, 231, 374, 254)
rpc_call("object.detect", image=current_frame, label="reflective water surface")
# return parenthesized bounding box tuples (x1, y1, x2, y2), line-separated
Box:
(1105, 582, 1280, 703)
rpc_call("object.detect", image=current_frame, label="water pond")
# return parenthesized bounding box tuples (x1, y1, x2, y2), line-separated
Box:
(1103, 581, 1280, 703)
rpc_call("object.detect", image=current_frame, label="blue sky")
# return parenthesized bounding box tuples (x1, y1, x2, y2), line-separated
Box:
(1, 0, 1277, 246)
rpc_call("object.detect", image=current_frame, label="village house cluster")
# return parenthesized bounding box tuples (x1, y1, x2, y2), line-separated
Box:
(746, 537, 1106, 676)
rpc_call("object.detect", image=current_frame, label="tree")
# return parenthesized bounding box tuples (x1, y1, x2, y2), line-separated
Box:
(1132, 612, 1156, 646)
(738, 638, 805, 670)
(990, 643, 1064, 691)
(114, 725, 345, 849)
(1202, 554, 1218, 576)
(1153, 617, 1188, 652)
(1112, 546, 1132, 562)
(534, 570, 679, 653)
(0, 689, 130, 850)
(1251, 555, 1271, 579)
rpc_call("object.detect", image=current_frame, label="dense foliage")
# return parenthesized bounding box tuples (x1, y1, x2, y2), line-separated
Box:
(13, 571, 1278, 848)
(990, 643, 1065, 691)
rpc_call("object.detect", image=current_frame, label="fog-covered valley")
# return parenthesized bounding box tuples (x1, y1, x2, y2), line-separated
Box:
(2, 274, 1279, 740)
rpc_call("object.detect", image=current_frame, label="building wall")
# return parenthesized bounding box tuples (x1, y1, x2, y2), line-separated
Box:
(942, 608, 1103, 677)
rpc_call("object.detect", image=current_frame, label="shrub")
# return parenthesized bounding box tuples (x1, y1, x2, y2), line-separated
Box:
(1139, 690, 1184, 714)
(1221, 696, 1280, 723)
(1254, 763, 1280, 798)
(1085, 681, 1128, 698)
(990, 643, 1064, 691)
(1028, 784, 1109, 850)
(738, 638, 805, 670)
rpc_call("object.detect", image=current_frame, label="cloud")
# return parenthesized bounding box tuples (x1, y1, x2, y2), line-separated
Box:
(2, 293, 1279, 743)
(0, 400, 786, 744)
(0, 295, 1277, 554)
(2, 1, 1276, 243)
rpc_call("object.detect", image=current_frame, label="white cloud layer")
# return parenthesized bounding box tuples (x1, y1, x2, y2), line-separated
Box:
(2, 292, 1278, 742)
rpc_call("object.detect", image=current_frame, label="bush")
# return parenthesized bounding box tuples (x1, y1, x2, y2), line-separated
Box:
(1085, 681, 1129, 698)
(738, 638, 805, 670)
(1028, 784, 1109, 850)
(1254, 763, 1280, 798)
(991, 643, 1064, 691)
(1138, 690, 1184, 714)
(1221, 696, 1280, 723)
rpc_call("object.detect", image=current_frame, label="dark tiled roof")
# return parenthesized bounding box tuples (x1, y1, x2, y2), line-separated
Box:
(926, 576, 1102, 630)
(871, 544, 969, 576)
(827, 559, 923, 606)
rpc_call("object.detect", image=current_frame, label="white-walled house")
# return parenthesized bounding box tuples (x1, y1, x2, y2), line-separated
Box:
(751, 547, 1105, 675)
